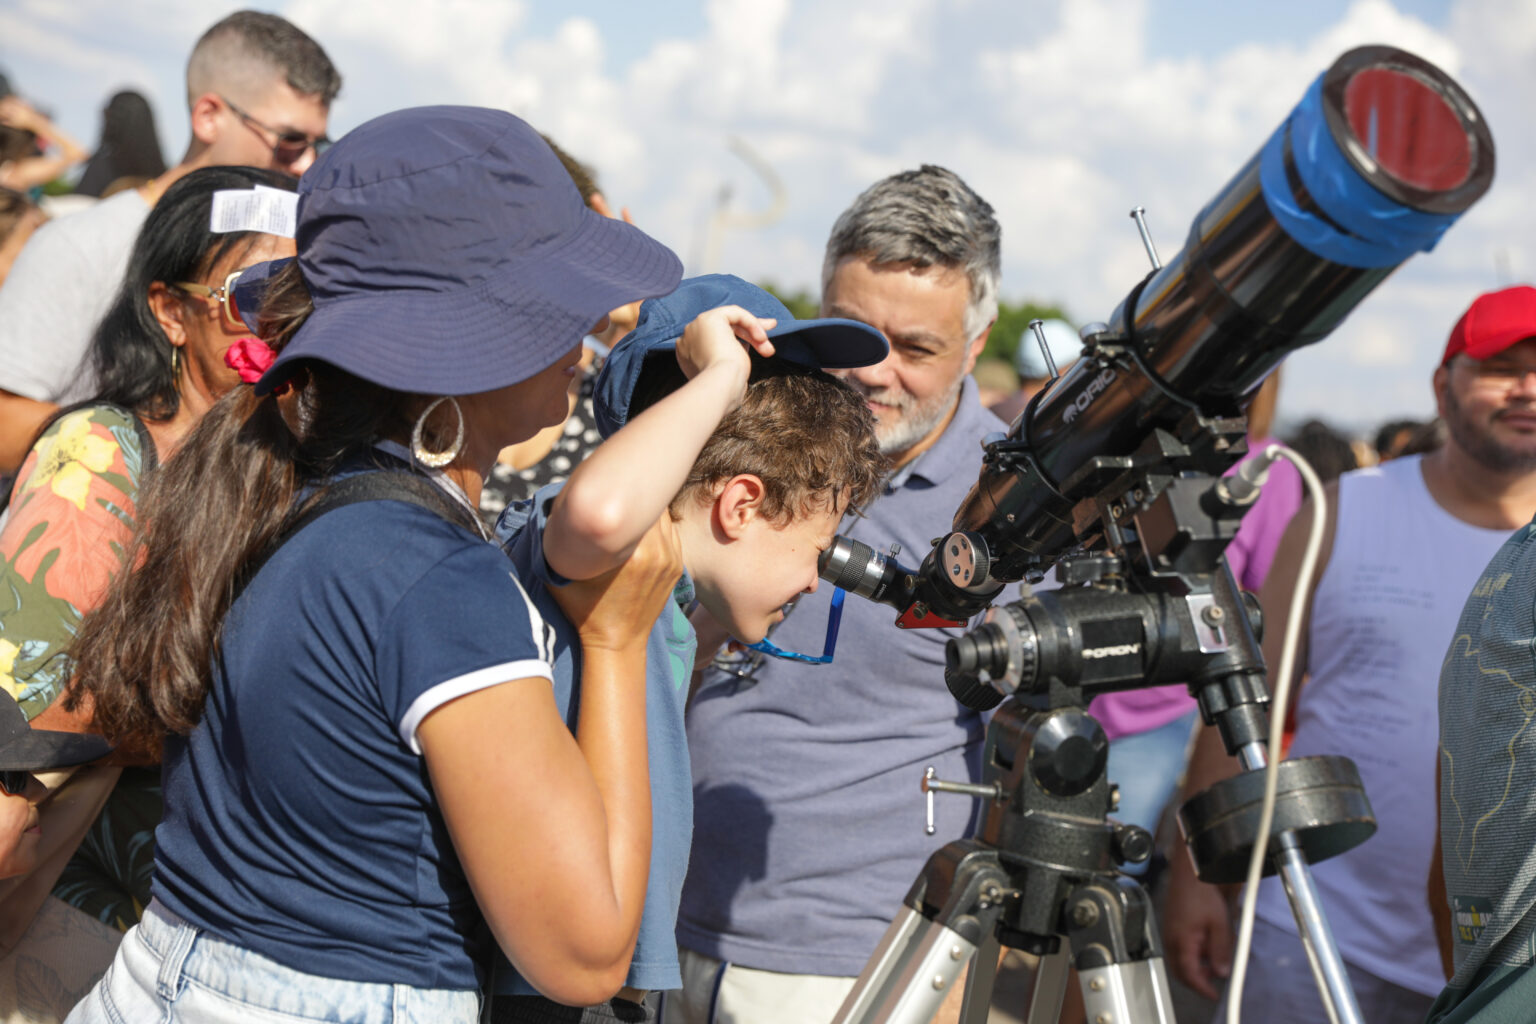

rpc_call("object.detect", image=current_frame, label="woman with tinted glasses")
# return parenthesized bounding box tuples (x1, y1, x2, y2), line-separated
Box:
(0, 165, 295, 1019)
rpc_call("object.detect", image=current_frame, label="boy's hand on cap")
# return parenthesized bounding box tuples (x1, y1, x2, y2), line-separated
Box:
(675, 305, 777, 398)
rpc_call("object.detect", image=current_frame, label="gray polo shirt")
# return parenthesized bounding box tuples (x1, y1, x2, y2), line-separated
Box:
(677, 375, 1015, 976)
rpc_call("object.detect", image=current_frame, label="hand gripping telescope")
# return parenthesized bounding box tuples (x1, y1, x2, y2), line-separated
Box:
(826, 46, 1493, 1024)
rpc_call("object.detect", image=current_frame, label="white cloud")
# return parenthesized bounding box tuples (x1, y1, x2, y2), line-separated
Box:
(283, 0, 528, 73)
(2, 0, 1530, 430)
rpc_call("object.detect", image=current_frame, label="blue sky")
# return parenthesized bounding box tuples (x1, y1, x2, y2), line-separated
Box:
(2, 0, 1528, 432)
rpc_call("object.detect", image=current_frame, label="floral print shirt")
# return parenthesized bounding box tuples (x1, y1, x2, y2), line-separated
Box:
(0, 405, 146, 722)
(0, 404, 158, 928)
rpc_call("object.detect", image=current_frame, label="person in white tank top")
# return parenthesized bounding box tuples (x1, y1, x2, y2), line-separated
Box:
(1161, 286, 1536, 1024)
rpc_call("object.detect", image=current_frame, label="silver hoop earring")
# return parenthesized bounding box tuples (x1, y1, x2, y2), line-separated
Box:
(411, 396, 465, 469)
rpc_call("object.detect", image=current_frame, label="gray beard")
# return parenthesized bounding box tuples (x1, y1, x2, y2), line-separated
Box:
(852, 376, 964, 457)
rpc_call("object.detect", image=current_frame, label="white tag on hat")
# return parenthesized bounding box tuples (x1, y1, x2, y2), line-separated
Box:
(210, 188, 298, 237)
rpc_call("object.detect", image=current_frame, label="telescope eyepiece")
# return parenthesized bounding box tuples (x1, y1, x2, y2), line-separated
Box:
(943, 604, 1038, 712)
(819, 535, 916, 610)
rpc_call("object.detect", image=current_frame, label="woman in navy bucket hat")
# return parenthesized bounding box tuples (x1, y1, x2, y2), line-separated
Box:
(62, 107, 685, 1023)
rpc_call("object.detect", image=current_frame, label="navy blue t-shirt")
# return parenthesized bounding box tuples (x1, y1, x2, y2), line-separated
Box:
(153, 497, 554, 990)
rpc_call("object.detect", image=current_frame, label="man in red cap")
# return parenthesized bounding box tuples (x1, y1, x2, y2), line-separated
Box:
(1163, 286, 1536, 1024)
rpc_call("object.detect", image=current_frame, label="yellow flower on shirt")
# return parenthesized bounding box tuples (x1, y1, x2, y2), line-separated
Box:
(22, 411, 118, 511)
(0, 639, 19, 701)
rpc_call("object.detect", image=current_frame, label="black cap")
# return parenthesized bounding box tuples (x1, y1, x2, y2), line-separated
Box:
(0, 694, 111, 772)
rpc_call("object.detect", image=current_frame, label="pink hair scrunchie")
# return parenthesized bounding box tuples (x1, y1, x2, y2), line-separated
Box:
(224, 337, 289, 395)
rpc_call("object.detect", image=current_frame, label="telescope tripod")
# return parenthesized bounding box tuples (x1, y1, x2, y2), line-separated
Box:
(834, 550, 1375, 1024)
(831, 696, 1175, 1024)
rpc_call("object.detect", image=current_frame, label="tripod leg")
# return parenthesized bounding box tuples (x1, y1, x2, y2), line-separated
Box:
(833, 908, 981, 1024)
(957, 932, 999, 1024)
(1061, 881, 1176, 1024)
(1077, 959, 1176, 1024)
(1024, 948, 1070, 1024)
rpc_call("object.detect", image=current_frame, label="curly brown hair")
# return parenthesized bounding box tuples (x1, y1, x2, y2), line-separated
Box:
(629, 353, 885, 522)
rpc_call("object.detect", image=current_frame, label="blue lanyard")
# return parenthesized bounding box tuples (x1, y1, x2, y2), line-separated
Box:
(745, 587, 846, 665)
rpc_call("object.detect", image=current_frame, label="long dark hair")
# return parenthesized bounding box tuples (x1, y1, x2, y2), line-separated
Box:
(89, 165, 295, 422)
(65, 259, 424, 750)
(75, 91, 167, 198)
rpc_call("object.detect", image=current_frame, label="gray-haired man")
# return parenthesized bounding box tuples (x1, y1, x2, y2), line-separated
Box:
(664, 166, 1008, 1024)
(0, 10, 340, 472)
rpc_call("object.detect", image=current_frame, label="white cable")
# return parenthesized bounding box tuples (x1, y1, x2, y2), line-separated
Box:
(1224, 443, 1328, 1024)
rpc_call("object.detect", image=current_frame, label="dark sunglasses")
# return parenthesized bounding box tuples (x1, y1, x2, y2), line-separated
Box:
(221, 95, 330, 166)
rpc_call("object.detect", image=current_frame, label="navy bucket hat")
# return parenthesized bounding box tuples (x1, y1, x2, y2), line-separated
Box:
(593, 274, 889, 437)
(255, 106, 683, 396)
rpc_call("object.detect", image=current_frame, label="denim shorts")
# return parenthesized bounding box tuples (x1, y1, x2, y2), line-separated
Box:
(64, 899, 482, 1023)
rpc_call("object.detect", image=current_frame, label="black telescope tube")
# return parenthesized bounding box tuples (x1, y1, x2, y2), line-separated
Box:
(952, 45, 1494, 578)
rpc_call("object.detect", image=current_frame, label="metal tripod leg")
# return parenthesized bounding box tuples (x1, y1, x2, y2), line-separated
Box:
(1023, 948, 1070, 1024)
(1078, 958, 1176, 1023)
(833, 908, 981, 1024)
(957, 932, 1000, 1024)
(835, 842, 1012, 1024)
(1062, 879, 1177, 1024)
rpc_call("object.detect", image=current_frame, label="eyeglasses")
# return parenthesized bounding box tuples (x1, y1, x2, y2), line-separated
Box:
(171, 268, 251, 331)
(221, 95, 330, 166)
(745, 587, 846, 665)
(0, 770, 30, 796)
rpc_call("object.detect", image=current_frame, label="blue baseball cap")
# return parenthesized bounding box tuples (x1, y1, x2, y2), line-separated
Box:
(592, 274, 889, 437)
(254, 106, 682, 397)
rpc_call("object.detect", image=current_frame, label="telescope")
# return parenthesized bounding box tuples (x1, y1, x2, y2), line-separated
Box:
(823, 43, 1493, 629)
(827, 45, 1493, 1024)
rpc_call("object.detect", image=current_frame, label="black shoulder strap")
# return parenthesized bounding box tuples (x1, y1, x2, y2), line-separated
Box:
(233, 470, 484, 603)
(127, 409, 158, 477)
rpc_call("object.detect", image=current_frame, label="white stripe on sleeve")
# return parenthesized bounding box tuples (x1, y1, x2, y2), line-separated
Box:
(398, 660, 554, 754)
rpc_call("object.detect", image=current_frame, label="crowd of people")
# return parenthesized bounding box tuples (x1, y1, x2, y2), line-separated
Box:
(0, 10, 1532, 1024)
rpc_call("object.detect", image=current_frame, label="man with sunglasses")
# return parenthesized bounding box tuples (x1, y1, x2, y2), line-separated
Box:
(0, 10, 339, 474)
(666, 167, 1017, 1024)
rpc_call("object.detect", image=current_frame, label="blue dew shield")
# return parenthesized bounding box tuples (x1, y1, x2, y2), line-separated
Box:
(953, 44, 1493, 578)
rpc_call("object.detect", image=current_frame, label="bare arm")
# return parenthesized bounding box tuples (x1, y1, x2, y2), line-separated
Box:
(1162, 484, 1338, 997)
(0, 390, 56, 475)
(544, 306, 776, 582)
(420, 518, 682, 1004)
(0, 97, 87, 193)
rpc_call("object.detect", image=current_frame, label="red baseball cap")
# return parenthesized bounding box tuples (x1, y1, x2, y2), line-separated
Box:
(1442, 286, 1536, 364)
